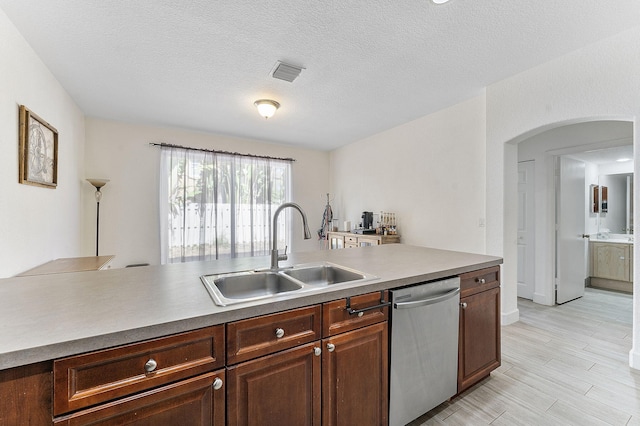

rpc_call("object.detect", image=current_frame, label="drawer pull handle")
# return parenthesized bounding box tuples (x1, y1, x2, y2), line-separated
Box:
(476, 278, 486, 284)
(213, 377, 223, 390)
(327, 343, 336, 352)
(144, 359, 157, 373)
(314, 347, 322, 356)
(275, 328, 285, 338)
(460, 302, 468, 309)
(346, 291, 390, 316)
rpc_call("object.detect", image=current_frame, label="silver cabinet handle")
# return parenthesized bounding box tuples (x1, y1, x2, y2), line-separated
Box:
(476, 278, 486, 284)
(394, 288, 460, 309)
(327, 343, 335, 352)
(144, 358, 157, 373)
(314, 347, 322, 356)
(460, 302, 468, 309)
(275, 328, 285, 338)
(213, 377, 223, 390)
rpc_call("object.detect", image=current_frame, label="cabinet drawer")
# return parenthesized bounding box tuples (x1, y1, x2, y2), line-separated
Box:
(460, 266, 500, 298)
(53, 370, 225, 425)
(345, 236, 358, 243)
(226, 305, 322, 365)
(53, 325, 224, 416)
(345, 242, 359, 249)
(322, 291, 389, 337)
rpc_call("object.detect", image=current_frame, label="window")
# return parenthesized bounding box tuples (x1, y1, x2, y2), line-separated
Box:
(159, 146, 291, 264)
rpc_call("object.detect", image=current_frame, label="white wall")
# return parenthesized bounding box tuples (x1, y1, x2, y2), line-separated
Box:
(329, 94, 487, 255)
(0, 8, 85, 278)
(486, 25, 640, 368)
(84, 118, 330, 269)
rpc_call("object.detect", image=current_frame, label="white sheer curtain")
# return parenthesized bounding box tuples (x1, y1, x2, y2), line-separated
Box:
(160, 146, 291, 264)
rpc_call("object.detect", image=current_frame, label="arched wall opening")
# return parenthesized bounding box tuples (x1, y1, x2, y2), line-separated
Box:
(507, 118, 634, 308)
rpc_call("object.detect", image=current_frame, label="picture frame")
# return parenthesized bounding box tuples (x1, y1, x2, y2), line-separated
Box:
(19, 105, 58, 188)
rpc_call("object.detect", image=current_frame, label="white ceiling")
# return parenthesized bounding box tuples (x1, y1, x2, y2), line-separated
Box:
(2, 1, 639, 151)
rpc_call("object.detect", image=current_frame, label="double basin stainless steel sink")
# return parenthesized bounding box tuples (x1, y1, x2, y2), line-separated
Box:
(201, 262, 377, 306)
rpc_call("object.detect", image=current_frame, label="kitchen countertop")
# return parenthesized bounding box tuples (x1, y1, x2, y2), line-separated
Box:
(0, 244, 501, 370)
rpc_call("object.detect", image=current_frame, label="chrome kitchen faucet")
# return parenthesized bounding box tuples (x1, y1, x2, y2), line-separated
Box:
(270, 203, 312, 270)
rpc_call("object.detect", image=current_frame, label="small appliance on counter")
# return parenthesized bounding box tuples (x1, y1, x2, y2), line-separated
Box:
(353, 211, 376, 234)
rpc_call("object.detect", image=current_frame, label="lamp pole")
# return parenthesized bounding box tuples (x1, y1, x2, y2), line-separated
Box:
(87, 179, 109, 256)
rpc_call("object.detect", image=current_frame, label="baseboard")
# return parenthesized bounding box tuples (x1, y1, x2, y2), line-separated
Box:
(630, 349, 640, 370)
(501, 308, 519, 326)
(589, 277, 633, 294)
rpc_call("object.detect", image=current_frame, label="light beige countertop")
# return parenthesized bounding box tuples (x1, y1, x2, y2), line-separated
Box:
(0, 244, 501, 370)
(15, 255, 115, 276)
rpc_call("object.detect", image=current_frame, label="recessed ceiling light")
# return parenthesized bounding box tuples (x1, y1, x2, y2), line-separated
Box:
(616, 158, 632, 162)
(432, 0, 451, 4)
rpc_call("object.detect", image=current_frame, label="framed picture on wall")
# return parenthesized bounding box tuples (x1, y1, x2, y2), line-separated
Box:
(18, 105, 58, 188)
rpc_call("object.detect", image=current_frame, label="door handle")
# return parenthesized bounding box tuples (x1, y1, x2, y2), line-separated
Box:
(394, 288, 460, 309)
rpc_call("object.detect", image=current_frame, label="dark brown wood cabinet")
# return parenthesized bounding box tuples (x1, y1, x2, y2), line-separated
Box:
(322, 291, 389, 426)
(53, 371, 225, 426)
(226, 305, 322, 365)
(53, 325, 225, 416)
(322, 322, 388, 426)
(226, 291, 389, 426)
(226, 342, 322, 426)
(0, 361, 52, 426)
(457, 266, 501, 394)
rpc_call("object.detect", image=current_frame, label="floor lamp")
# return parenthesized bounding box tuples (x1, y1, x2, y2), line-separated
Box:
(87, 179, 109, 256)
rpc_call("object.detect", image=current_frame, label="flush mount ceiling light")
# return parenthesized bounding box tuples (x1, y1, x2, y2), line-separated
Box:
(254, 99, 280, 119)
(432, 0, 451, 3)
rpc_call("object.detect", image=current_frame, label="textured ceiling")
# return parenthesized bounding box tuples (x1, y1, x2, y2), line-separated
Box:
(1, 1, 639, 150)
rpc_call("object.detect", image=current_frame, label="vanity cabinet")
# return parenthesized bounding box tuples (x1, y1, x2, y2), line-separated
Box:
(457, 266, 501, 394)
(327, 232, 400, 249)
(589, 242, 632, 293)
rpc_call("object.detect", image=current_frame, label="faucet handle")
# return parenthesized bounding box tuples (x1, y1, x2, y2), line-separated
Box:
(278, 245, 288, 261)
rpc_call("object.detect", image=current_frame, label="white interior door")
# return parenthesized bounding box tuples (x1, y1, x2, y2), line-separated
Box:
(517, 161, 535, 300)
(556, 156, 587, 304)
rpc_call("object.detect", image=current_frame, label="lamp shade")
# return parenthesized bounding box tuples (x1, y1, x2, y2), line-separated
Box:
(87, 178, 109, 189)
(254, 99, 280, 119)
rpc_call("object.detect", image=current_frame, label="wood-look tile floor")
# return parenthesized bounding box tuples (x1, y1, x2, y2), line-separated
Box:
(410, 288, 637, 426)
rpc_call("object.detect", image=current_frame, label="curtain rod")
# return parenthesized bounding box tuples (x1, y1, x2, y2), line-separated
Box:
(149, 142, 296, 162)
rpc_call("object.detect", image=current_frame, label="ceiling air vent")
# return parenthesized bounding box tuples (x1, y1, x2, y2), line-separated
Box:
(271, 61, 304, 83)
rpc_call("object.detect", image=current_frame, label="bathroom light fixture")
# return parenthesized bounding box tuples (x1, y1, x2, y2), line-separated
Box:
(432, 0, 451, 3)
(254, 99, 280, 119)
(87, 178, 109, 256)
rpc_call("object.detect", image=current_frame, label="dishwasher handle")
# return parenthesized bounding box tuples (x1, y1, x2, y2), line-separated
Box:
(393, 287, 460, 309)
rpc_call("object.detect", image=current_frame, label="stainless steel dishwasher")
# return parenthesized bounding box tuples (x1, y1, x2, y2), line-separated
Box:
(389, 277, 460, 426)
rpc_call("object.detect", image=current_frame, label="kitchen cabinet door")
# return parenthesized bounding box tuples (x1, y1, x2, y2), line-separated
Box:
(53, 371, 225, 426)
(322, 322, 388, 426)
(458, 286, 501, 393)
(227, 342, 321, 426)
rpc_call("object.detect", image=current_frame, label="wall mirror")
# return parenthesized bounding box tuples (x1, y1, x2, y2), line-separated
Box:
(596, 173, 633, 234)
